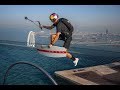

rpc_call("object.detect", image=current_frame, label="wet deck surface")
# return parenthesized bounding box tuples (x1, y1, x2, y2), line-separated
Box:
(55, 61, 120, 85)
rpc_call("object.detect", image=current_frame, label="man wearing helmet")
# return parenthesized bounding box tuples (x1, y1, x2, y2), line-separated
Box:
(41, 13, 79, 66)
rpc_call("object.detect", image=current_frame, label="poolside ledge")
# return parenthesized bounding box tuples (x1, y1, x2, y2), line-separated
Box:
(55, 61, 120, 85)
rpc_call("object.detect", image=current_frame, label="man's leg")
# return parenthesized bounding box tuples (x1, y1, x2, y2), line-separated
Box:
(66, 50, 79, 66)
(51, 34, 56, 43)
(66, 52, 73, 59)
(64, 37, 79, 66)
(64, 37, 75, 59)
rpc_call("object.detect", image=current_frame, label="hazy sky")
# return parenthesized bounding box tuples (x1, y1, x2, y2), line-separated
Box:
(0, 5, 120, 41)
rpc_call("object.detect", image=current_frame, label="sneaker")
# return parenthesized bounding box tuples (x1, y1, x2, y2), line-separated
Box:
(73, 58, 79, 66)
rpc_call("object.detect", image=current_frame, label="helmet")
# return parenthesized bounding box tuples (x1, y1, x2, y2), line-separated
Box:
(49, 13, 59, 22)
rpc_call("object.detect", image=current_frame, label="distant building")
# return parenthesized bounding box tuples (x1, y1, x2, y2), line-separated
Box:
(106, 29, 108, 35)
(106, 29, 109, 42)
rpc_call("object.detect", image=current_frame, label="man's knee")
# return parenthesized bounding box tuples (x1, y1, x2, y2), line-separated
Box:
(51, 34, 56, 37)
(51, 34, 56, 40)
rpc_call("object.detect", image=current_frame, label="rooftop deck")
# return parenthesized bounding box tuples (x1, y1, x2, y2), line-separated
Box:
(55, 61, 120, 85)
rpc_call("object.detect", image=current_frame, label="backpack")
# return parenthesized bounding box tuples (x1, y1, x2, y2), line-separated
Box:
(60, 18, 74, 33)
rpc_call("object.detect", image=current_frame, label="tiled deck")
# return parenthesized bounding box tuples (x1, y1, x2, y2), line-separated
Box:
(55, 61, 120, 85)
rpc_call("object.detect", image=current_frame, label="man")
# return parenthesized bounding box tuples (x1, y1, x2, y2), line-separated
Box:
(41, 13, 79, 66)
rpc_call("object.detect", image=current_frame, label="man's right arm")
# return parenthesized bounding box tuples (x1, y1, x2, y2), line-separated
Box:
(42, 25, 55, 30)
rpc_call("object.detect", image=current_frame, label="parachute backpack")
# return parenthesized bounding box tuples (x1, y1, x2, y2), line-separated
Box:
(60, 18, 74, 33)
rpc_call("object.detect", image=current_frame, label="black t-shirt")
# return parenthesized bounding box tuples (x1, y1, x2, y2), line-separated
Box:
(53, 18, 70, 37)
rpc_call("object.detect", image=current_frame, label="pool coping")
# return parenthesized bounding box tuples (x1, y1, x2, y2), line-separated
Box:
(54, 61, 120, 85)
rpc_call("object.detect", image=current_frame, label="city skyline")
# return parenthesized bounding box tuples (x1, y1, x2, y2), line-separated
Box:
(0, 5, 120, 41)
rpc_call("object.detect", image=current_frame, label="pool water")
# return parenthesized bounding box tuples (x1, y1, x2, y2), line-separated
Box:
(0, 42, 120, 85)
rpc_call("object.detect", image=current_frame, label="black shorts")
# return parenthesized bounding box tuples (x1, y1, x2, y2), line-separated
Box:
(59, 34, 72, 49)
